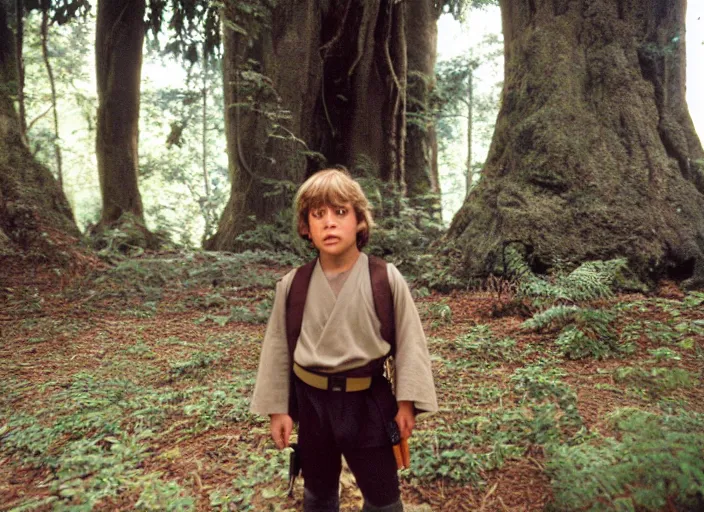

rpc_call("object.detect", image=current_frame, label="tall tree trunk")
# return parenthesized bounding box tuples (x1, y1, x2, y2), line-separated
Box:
(405, 0, 442, 215)
(466, 68, 473, 197)
(205, 0, 320, 250)
(0, 1, 79, 260)
(14, 0, 27, 142)
(95, 0, 148, 229)
(201, 43, 211, 240)
(207, 0, 432, 251)
(446, 0, 704, 287)
(40, 0, 63, 191)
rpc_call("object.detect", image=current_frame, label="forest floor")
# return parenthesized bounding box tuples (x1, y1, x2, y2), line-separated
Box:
(1, 250, 703, 512)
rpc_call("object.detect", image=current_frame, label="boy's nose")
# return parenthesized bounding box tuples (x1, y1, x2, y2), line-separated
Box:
(324, 211, 337, 226)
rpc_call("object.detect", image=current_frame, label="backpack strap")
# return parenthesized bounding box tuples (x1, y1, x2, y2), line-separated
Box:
(368, 255, 396, 355)
(285, 258, 317, 361)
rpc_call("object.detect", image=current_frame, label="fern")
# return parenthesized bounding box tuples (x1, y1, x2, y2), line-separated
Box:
(546, 409, 704, 512)
(522, 305, 582, 331)
(523, 306, 629, 360)
(517, 259, 626, 306)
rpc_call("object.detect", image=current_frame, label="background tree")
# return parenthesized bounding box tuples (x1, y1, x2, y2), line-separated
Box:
(405, 1, 443, 218)
(435, 33, 502, 202)
(0, 0, 80, 260)
(207, 0, 467, 251)
(93, 0, 149, 239)
(92, 0, 220, 247)
(445, 0, 704, 288)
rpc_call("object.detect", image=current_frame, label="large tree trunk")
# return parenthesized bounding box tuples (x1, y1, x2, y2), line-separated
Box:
(0, 1, 80, 261)
(95, 0, 147, 229)
(446, 0, 704, 287)
(405, 0, 442, 217)
(205, 0, 320, 250)
(206, 0, 438, 251)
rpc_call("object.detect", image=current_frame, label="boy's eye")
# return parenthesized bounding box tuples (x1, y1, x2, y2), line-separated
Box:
(335, 208, 347, 216)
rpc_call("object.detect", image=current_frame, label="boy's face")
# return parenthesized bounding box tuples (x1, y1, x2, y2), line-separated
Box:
(307, 202, 361, 261)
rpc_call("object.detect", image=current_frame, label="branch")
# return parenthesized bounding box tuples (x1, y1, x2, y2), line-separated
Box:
(26, 105, 53, 133)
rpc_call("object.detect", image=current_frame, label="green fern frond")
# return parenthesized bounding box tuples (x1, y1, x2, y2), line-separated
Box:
(522, 305, 581, 331)
(546, 409, 704, 511)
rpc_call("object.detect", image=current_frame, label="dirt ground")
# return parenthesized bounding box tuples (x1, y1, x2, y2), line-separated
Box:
(1, 254, 703, 511)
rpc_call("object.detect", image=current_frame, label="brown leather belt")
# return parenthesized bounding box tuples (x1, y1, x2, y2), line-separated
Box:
(293, 363, 372, 392)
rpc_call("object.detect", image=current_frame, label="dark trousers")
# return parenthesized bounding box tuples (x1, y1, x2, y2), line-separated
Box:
(294, 375, 401, 511)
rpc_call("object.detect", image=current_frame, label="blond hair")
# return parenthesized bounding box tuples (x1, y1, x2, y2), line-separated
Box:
(294, 168, 375, 249)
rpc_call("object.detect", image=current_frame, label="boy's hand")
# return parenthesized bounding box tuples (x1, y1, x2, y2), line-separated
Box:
(270, 413, 293, 449)
(395, 401, 415, 439)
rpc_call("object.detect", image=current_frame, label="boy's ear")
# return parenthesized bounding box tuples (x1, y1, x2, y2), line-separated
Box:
(356, 220, 367, 233)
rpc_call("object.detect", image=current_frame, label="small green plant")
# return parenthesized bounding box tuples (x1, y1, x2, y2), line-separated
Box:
(125, 340, 157, 359)
(647, 347, 681, 362)
(134, 476, 195, 511)
(614, 366, 696, 397)
(424, 299, 453, 327)
(509, 364, 582, 431)
(169, 352, 221, 378)
(512, 255, 629, 308)
(454, 325, 518, 362)
(524, 306, 631, 360)
(407, 426, 485, 484)
(183, 383, 253, 432)
(212, 449, 290, 511)
(545, 408, 704, 512)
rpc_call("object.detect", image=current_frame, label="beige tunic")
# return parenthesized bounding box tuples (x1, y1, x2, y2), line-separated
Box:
(250, 252, 438, 415)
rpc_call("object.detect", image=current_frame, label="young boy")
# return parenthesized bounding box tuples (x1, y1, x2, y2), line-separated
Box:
(251, 168, 438, 512)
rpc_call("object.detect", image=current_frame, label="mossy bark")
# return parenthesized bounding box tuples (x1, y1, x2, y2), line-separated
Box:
(94, 0, 151, 240)
(207, 0, 438, 251)
(446, 0, 704, 288)
(0, 2, 80, 260)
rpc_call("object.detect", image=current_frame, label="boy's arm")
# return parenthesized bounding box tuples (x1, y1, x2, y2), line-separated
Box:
(250, 274, 294, 416)
(387, 264, 439, 415)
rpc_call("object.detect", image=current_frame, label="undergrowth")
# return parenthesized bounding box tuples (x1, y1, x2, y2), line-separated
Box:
(546, 408, 704, 512)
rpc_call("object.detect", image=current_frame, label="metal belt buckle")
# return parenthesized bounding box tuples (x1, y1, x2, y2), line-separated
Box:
(329, 375, 346, 392)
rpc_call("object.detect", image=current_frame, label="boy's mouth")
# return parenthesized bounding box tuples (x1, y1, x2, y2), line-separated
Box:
(323, 235, 340, 244)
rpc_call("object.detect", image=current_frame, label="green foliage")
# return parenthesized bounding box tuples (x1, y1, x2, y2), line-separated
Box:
(135, 477, 195, 511)
(352, 176, 462, 290)
(0, 414, 58, 466)
(546, 409, 704, 512)
(514, 257, 629, 307)
(51, 435, 148, 508)
(422, 299, 453, 327)
(453, 325, 518, 362)
(512, 254, 640, 360)
(613, 366, 696, 397)
(169, 351, 221, 379)
(210, 449, 290, 511)
(523, 306, 631, 360)
(183, 383, 253, 432)
(234, 210, 313, 261)
(434, 31, 503, 208)
(409, 373, 583, 485)
(409, 426, 488, 484)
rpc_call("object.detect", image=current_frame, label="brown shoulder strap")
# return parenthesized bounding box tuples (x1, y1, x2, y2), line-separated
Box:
(285, 258, 317, 360)
(368, 255, 396, 355)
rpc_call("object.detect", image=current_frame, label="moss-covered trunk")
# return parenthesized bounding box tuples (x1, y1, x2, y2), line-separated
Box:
(446, 0, 704, 287)
(95, 0, 147, 228)
(207, 0, 438, 251)
(0, 2, 80, 260)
